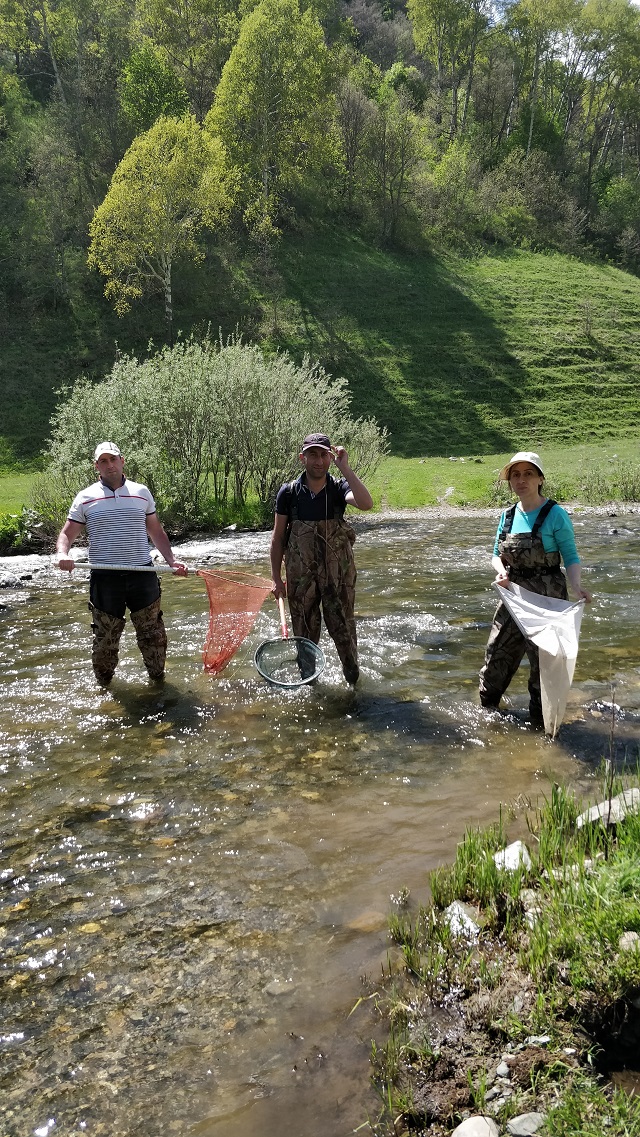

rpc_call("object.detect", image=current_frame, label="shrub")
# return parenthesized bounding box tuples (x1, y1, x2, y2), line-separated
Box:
(41, 335, 389, 529)
(0, 508, 46, 553)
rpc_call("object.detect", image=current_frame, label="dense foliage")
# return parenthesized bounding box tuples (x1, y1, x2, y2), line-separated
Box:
(2, 0, 640, 462)
(35, 337, 388, 530)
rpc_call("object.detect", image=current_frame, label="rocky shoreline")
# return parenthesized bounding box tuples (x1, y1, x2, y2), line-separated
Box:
(373, 782, 640, 1137)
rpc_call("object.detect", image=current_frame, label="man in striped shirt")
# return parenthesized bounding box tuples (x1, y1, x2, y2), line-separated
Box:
(55, 442, 187, 686)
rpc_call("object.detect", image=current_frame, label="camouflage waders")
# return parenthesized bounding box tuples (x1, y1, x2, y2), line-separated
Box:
(285, 518, 359, 683)
(88, 571, 166, 685)
(130, 598, 167, 681)
(479, 500, 567, 724)
(89, 603, 126, 686)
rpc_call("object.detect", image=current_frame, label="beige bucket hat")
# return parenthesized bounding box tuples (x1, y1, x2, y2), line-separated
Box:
(499, 451, 545, 481)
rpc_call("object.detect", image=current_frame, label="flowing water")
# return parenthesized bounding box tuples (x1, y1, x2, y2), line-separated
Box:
(1, 510, 639, 1137)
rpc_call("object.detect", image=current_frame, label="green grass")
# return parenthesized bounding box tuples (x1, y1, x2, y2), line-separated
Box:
(0, 473, 38, 514)
(366, 440, 640, 507)
(3, 229, 640, 466)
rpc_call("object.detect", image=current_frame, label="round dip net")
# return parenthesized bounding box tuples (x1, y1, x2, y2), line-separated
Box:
(254, 635, 325, 688)
(196, 569, 274, 675)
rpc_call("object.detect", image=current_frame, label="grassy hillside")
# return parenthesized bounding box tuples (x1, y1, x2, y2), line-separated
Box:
(2, 230, 640, 466)
(270, 234, 640, 457)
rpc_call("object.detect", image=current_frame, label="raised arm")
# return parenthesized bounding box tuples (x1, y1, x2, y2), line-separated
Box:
(333, 447, 373, 511)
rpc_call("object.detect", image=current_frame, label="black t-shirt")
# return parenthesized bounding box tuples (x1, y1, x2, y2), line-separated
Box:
(275, 474, 350, 521)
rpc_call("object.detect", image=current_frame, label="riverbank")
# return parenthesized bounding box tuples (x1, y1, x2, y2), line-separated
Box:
(373, 774, 640, 1137)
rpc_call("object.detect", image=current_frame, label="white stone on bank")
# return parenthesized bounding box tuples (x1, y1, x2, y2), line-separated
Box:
(506, 1112, 546, 1136)
(451, 1118, 499, 1137)
(576, 789, 640, 828)
(494, 841, 532, 871)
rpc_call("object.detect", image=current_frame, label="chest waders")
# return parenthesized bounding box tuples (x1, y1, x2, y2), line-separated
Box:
(479, 500, 568, 725)
(89, 571, 167, 685)
(284, 485, 359, 684)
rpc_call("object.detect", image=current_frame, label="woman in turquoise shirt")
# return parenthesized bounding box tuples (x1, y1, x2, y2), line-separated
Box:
(479, 451, 592, 728)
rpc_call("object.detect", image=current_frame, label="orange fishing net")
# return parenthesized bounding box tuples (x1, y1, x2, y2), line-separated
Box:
(196, 569, 274, 675)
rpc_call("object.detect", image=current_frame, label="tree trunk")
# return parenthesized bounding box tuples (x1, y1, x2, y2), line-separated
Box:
(163, 256, 173, 346)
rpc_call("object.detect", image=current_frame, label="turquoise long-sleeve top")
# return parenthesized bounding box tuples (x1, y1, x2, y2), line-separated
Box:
(493, 501, 580, 567)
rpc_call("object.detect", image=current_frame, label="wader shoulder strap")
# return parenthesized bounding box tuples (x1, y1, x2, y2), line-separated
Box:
(500, 505, 517, 538)
(531, 499, 557, 538)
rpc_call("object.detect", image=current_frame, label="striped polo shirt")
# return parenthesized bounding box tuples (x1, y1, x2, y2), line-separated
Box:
(68, 478, 156, 566)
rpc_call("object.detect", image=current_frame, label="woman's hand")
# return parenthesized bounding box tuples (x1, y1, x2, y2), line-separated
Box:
(491, 554, 509, 587)
(574, 586, 592, 603)
(566, 564, 592, 603)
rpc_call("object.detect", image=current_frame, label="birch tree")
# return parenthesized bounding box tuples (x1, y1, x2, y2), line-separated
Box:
(88, 114, 232, 339)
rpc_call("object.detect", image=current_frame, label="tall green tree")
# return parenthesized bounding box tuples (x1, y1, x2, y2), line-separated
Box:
(206, 0, 336, 224)
(137, 0, 240, 121)
(118, 43, 189, 132)
(407, 0, 490, 140)
(87, 114, 233, 338)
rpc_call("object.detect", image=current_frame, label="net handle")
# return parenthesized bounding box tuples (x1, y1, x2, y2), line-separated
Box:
(56, 563, 203, 574)
(278, 596, 289, 640)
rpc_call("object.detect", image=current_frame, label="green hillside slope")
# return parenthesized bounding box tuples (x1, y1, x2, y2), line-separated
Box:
(271, 234, 640, 457)
(2, 233, 640, 465)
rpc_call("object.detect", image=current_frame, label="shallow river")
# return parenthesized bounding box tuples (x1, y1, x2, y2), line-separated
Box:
(1, 511, 639, 1137)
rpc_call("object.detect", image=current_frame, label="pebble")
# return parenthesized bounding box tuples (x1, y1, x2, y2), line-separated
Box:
(506, 1113, 546, 1136)
(496, 1061, 510, 1077)
(451, 1118, 499, 1137)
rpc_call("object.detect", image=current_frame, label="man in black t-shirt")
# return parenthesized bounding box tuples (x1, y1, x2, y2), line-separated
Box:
(270, 433, 373, 684)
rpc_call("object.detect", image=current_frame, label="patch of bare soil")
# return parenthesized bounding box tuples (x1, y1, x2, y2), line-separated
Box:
(390, 959, 581, 1135)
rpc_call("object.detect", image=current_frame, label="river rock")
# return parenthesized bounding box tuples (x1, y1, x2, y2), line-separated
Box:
(576, 788, 640, 828)
(444, 900, 480, 941)
(0, 572, 21, 588)
(451, 1118, 499, 1137)
(494, 841, 531, 871)
(264, 979, 295, 996)
(618, 931, 640, 952)
(506, 1112, 545, 1135)
(496, 1061, 510, 1077)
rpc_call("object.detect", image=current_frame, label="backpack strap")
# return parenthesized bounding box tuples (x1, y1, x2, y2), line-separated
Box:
(531, 499, 556, 538)
(287, 475, 344, 523)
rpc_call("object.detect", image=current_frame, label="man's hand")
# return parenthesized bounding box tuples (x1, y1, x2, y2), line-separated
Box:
(272, 578, 286, 600)
(171, 561, 188, 577)
(57, 557, 76, 572)
(332, 445, 350, 474)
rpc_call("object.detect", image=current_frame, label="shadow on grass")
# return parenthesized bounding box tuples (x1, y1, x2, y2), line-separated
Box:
(275, 233, 528, 457)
